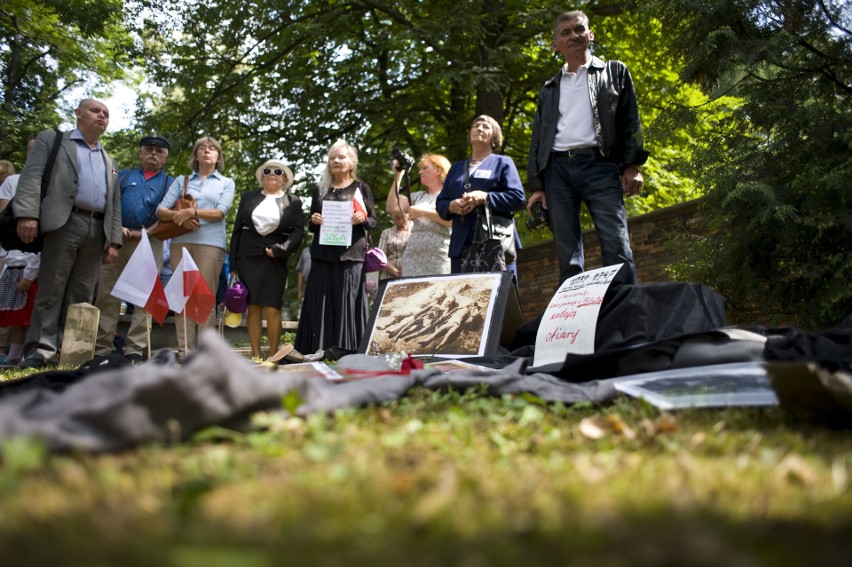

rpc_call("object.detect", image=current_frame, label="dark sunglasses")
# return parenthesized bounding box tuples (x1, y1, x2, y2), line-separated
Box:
(263, 167, 285, 176)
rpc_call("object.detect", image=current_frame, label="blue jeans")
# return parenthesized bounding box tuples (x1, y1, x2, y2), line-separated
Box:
(544, 153, 636, 285)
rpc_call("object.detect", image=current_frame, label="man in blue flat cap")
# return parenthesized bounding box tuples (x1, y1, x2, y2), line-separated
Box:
(91, 134, 174, 364)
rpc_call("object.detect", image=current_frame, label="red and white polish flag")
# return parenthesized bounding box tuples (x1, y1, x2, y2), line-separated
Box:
(163, 248, 215, 325)
(353, 185, 368, 217)
(110, 230, 170, 325)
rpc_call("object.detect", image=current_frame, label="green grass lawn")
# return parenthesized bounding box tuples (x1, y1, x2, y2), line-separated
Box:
(0, 373, 850, 566)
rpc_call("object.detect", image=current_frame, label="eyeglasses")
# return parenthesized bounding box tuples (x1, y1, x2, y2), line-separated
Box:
(263, 168, 285, 176)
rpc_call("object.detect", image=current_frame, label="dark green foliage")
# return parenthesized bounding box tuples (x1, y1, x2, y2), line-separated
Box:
(655, 0, 851, 328)
(0, 0, 133, 162)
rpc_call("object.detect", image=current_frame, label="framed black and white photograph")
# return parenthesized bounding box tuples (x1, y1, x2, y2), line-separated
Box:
(613, 362, 779, 409)
(359, 272, 519, 358)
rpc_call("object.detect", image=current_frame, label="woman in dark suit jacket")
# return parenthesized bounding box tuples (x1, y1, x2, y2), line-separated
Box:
(229, 159, 304, 360)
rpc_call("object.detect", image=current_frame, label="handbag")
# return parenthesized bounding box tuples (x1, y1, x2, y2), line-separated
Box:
(0, 128, 64, 253)
(223, 278, 249, 314)
(459, 204, 507, 273)
(147, 175, 196, 240)
(457, 160, 507, 273)
(364, 233, 388, 273)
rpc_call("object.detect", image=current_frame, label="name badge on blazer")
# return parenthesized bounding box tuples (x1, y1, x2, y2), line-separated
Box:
(473, 169, 492, 179)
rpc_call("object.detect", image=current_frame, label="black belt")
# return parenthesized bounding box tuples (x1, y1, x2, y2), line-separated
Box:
(71, 205, 105, 220)
(553, 147, 600, 158)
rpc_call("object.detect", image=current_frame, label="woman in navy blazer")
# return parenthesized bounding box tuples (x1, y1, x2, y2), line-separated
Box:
(436, 115, 525, 273)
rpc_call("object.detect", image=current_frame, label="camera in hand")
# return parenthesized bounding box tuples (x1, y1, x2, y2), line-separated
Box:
(526, 201, 550, 231)
(391, 147, 414, 170)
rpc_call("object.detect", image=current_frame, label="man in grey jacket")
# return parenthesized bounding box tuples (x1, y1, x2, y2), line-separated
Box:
(14, 98, 122, 368)
(527, 10, 648, 286)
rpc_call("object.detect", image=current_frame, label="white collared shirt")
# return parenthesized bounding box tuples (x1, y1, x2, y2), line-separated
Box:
(552, 61, 598, 151)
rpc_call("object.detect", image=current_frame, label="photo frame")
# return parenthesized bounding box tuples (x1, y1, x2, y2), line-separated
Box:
(359, 272, 521, 358)
(613, 362, 779, 409)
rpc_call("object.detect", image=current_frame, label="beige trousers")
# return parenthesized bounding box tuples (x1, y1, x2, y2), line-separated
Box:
(170, 243, 225, 358)
(94, 236, 164, 357)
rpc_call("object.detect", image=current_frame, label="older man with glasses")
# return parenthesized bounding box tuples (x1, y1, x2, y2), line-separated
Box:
(89, 134, 174, 365)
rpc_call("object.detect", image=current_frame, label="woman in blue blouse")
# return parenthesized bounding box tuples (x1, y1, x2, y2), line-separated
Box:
(436, 115, 525, 274)
(156, 136, 235, 359)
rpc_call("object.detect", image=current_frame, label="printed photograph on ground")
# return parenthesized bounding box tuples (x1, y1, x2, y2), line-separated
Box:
(364, 274, 503, 357)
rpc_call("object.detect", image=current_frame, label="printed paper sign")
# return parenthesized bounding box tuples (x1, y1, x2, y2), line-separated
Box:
(319, 200, 353, 246)
(533, 264, 623, 368)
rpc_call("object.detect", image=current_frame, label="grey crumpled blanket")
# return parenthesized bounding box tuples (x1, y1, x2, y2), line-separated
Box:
(0, 330, 618, 453)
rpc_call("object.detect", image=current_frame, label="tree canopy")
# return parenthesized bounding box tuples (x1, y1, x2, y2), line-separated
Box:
(129, 0, 706, 220)
(0, 0, 133, 162)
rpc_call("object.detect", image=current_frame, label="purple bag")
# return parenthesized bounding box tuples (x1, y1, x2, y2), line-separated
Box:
(223, 280, 249, 313)
(364, 247, 387, 273)
(364, 235, 387, 273)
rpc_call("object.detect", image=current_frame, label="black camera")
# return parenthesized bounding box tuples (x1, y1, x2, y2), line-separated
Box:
(526, 201, 550, 231)
(391, 147, 414, 170)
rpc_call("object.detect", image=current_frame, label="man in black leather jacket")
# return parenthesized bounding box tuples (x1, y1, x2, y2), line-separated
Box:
(527, 10, 649, 285)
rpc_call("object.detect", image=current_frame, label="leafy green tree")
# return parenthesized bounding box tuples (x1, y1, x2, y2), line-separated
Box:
(653, 0, 851, 328)
(133, 1, 703, 211)
(0, 0, 133, 163)
(135, 1, 560, 194)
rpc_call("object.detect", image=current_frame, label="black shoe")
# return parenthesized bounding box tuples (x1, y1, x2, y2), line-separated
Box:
(125, 353, 144, 364)
(79, 354, 111, 370)
(18, 356, 46, 369)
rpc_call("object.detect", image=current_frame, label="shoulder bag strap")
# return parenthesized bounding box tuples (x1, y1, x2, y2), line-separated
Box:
(143, 173, 172, 228)
(464, 161, 494, 243)
(40, 128, 64, 200)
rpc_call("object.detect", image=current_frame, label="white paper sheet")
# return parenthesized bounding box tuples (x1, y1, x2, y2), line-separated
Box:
(533, 264, 623, 367)
(319, 200, 353, 246)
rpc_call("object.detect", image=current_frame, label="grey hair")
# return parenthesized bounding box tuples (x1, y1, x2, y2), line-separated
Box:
(318, 139, 359, 193)
(553, 10, 590, 37)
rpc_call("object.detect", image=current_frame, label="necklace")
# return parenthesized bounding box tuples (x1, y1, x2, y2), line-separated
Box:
(469, 154, 491, 167)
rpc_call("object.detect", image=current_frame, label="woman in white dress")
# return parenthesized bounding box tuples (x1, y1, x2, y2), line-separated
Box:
(386, 153, 452, 277)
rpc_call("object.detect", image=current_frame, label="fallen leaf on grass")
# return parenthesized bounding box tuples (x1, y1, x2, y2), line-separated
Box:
(656, 412, 678, 433)
(605, 414, 636, 440)
(579, 415, 636, 440)
(579, 417, 607, 440)
(774, 454, 818, 486)
(640, 413, 678, 438)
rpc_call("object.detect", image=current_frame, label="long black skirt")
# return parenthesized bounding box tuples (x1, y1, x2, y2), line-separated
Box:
(295, 259, 368, 353)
